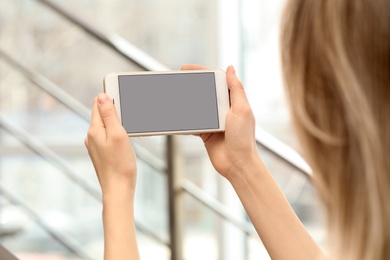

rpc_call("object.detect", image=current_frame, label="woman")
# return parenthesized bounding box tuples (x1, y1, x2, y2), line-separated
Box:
(84, 0, 389, 259)
(280, 1, 389, 259)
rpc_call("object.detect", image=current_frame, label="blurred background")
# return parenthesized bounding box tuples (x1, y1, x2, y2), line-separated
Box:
(0, 0, 325, 259)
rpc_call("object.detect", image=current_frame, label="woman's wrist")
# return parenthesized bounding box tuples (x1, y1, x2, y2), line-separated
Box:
(227, 152, 269, 190)
(99, 168, 137, 200)
(102, 182, 135, 206)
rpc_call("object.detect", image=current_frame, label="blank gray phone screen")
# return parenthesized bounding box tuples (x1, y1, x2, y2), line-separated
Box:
(118, 72, 219, 133)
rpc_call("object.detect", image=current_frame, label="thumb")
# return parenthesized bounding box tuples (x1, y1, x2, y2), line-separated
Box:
(97, 93, 122, 133)
(226, 66, 250, 112)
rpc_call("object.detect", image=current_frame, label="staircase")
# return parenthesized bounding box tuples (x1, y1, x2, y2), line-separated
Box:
(0, 0, 323, 259)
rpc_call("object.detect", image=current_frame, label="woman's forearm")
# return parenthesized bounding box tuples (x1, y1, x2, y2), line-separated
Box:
(85, 94, 139, 259)
(229, 154, 323, 260)
(102, 188, 139, 260)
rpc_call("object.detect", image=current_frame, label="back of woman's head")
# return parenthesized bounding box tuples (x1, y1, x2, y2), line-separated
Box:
(280, 0, 390, 259)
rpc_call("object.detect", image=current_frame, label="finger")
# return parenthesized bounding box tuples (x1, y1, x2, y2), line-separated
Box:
(181, 64, 209, 70)
(226, 65, 250, 111)
(97, 93, 122, 134)
(90, 97, 104, 128)
(200, 133, 213, 143)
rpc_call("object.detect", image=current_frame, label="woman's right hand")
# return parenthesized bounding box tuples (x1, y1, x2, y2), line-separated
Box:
(181, 65, 259, 181)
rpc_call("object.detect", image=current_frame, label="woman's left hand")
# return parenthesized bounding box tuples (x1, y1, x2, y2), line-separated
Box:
(84, 93, 137, 197)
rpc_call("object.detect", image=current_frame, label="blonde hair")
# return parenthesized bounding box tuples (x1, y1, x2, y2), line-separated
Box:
(280, 0, 390, 259)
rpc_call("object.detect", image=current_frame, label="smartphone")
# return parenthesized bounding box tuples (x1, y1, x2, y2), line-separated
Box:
(103, 70, 230, 137)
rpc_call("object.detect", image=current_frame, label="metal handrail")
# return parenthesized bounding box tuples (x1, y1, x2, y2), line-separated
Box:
(0, 115, 170, 247)
(0, 185, 93, 260)
(34, 0, 311, 179)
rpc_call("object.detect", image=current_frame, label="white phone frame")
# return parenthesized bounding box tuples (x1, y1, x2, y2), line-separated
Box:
(103, 70, 230, 137)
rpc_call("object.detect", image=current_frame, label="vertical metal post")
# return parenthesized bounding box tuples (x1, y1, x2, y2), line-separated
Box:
(167, 135, 184, 260)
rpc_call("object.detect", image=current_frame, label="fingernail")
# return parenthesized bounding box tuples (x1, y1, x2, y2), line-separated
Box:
(98, 94, 107, 105)
(230, 65, 236, 74)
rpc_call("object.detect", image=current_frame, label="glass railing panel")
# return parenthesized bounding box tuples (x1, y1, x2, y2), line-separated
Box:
(180, 136, 324, 257)
(183, 193, 220, 260)
(134, 159, 169, 245)
(0, 59, 169, 256)
(181, 135, 251, 214)
(0, 129, 102, 259)
(0, 197, 83, 259)
(182, 191, 272, 260)
(180, 132, 258, 259)
(0, 126, 170, 258)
